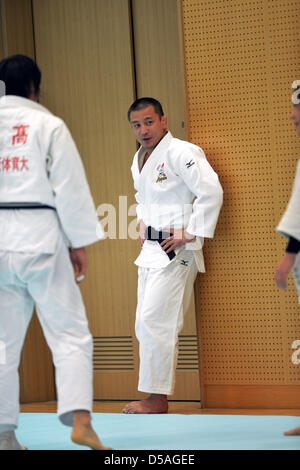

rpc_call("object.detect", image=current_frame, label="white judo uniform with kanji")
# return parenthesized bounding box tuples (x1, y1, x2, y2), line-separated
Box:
(277, 160, 300, 302)
(131, 131, 223, 395)
(0, 95, 104, 432)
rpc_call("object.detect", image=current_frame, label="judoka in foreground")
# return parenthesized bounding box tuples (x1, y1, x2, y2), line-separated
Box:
(123, 97, 223, 414)
(275, 82, 300, 437)
(0, 55, 110, 450)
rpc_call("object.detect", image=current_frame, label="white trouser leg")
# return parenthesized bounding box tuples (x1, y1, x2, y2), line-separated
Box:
(0, 256, 34, 432)
(0, 431, 27, 450)
(0, 235, 93, 430)
(24, 237, 93, 427)
(135, 250, 197, 395)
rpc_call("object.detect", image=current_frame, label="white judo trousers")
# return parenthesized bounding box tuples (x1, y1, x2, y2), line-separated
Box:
(135, 249, 198, 395)
(131, 131, 223, 395)
(0, 234, 93, 432)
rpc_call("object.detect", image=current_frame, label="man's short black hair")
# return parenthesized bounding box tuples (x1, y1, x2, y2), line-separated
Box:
(127, 97, 164, 121)
(0, 54, 41, 98)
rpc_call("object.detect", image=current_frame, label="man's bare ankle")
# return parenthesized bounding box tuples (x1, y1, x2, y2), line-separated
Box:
(148, 393, 168, 401)
(73, 410, 91, 427)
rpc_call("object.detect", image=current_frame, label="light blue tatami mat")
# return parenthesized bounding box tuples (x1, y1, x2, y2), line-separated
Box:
(16, 413, 300, 450)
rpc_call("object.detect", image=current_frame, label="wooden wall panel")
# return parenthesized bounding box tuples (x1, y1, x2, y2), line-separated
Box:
(0, 0, 34, 57)
(181, 0, 300, 407)
(132, 0, 186, 140)
(0, 4, 3, 59)
(20, 316, 55, 403)
(131, 0, 200, 401)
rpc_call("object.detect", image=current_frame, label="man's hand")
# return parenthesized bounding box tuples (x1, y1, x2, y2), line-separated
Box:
(274, 253, 297, 289)
(70, 247, 87, 283)
(160, 229, 195, 254)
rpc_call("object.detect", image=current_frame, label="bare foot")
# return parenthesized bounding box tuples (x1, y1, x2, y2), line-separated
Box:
(122, 394, 168, 414)
(71, 426, 111, 450)
(71, 410, 112, 450)
(284, 426, 300, 436)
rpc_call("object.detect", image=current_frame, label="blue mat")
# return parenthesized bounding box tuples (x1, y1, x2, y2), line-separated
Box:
(15, 413, 300, 450)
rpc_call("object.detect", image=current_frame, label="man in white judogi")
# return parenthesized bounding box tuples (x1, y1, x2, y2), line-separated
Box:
(0, 55, 110, 450)
(275, 83, 300, 437)
(123, 97, 223, 414)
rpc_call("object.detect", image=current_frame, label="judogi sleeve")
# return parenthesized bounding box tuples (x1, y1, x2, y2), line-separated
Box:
(136, 207, 144, 224)
(177, 146, 223, 238)
(48, 121, 104, 248)
(277, 160, 300, 242)
(286, 237, 300, 253)
(131, 153, 145, 223)
(134, 193, 144, 223)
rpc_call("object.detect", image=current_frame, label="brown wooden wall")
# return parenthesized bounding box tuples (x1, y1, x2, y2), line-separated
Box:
(181, 0, 300, 408)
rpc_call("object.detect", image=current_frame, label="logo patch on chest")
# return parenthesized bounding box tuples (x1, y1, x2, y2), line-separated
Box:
(156, 163, 167, 182)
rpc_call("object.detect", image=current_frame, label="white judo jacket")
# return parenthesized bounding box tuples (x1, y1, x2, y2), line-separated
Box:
(131, 131, 223, 271)
(0, 95, 103, 252)
(277, 159, 300, 301)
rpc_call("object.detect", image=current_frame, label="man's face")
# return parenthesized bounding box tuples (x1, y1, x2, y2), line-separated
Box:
(291, 103, 300, 137)
(129, 105, 167, 153)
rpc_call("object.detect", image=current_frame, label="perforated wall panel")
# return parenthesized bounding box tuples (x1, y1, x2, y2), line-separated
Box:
(181, 0, 300, 386)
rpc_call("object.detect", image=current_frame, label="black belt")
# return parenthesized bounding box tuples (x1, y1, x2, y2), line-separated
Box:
(145, 226, 176, 261)
(0, 203, 56, 210)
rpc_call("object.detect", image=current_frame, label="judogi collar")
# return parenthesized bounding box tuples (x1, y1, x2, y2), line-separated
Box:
(0, 95, 52, 115)
(137, 131, 173, 174)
